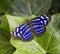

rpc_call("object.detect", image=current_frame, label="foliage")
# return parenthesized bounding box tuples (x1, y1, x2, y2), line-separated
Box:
(0, 0, 60, 54)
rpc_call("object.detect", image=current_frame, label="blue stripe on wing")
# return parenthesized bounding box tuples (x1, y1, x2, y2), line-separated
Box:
(13, 27, 21, 38)
(19, 24, 27, 30)
(31, 18, 45, 27)
(40, 15, 49, 26)
(21, 24, 33, 41)
(23, 32, 32, 40)
(31, 23, 46, 35)
(30, 16, 46, 35)
(35, 27, 45, 34)
(13, 23, 34, 41)
(31, 15, 49, 26)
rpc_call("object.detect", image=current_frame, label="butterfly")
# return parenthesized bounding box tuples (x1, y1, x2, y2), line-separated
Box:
(13, 15, 51, 41)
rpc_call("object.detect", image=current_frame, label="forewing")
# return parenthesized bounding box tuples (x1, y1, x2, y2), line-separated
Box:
(30, 15, 49, 27)
(13, 23, 34, 41)
(30, 16, 46, 36)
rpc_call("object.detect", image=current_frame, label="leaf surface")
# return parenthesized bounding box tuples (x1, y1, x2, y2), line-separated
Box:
(5, 13, 60, 54)
(0, 16, 15, 54)
(9, 0, 52, 16)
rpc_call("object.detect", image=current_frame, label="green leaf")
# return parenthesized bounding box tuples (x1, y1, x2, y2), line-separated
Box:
(0, 0, 12, 13)
(1, 0, 60, 54)
(5, 13, 60, 54)
(9, 0, 52, 16)
(50, 0, 60, 14)
(5, 15, 31, 33)
(0, 16, 15, 54)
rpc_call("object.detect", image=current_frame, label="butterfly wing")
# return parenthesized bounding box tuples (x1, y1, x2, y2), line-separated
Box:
(30, 23, 46, 36)
(30, 15, 48, 36)
(40, 15, 50, 26)
(13, 23, 34, 41)
(31, 15, 49, 27)
(13, 15, 50, 41)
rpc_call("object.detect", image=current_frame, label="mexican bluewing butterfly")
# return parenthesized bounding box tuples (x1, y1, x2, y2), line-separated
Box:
(13, 15, 50, 41)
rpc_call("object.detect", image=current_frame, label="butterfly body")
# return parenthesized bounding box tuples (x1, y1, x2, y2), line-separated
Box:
(13, 15, 50, 41)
